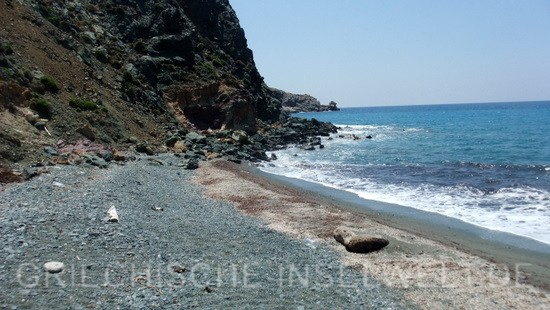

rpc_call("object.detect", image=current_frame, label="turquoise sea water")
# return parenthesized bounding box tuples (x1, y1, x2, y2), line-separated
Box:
(260, 101, 550, 244)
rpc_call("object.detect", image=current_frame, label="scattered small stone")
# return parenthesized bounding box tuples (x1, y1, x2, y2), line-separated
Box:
(83, 155, 108, 168)
(34, 121, 47, 130)
(23, 167, 46, 180)
(0, 166, 23, 183)
(204, 286, 214, 293)
(113, 150, 126, 161)
(25, 113, 39, 124)
(136, 143, 155, 156)
(207, 152, 221, 160)
(44, 146, 58, 157)
(52, 181, 65, 187)
(178, 159, 199, 170)
(77, 125, 96, 141)
(227, 157, 241, 164)
(231, 130, 249, 144)
(172, 266, 186, 273)
(173, 141, 187, 153)
(147, 158, 165, 166)
(43, 261, 64, 273)
(127, 136, 139, 144)
(99, 151, 113, 162)
(165, 135, 179, 147)
(185, 132, 206, 144)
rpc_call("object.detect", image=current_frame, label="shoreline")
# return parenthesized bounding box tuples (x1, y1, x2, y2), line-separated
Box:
(1, 155, 549, 308)
(256, 166, 550, 254)
(195, 160, 550, 308)
(251, 165, 550, 289)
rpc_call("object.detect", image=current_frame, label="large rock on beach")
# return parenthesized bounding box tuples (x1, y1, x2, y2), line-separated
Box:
(333, 226, 389, 253)
(334, 227, 355, 245)
(346, 237, 389, 253)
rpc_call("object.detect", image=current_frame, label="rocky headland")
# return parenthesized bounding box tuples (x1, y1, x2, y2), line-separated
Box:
(271, 87, 340, 113)
(0, 0, 337, 176)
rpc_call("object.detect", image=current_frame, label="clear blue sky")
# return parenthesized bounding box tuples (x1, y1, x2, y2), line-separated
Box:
(229, 0, 550, 107)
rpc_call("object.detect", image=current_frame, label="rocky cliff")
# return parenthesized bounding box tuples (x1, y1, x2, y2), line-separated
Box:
(0, 0, 336, 168)
(271, 88, 340, 113)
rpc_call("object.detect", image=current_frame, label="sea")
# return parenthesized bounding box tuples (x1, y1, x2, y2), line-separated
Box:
(260, 101, 550, 245)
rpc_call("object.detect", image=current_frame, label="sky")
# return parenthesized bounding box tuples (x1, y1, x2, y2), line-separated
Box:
(229, 0, 550, 107)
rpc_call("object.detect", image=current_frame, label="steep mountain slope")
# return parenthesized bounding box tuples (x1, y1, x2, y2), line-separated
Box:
(0, 0, 288, 165)
(0, 0, 336, 168)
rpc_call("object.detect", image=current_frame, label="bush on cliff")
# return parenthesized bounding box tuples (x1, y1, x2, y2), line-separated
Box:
(39, 76, 59, 93)
(69, 98, 98, 111)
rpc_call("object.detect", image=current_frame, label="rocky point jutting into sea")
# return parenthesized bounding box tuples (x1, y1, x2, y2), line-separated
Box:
(0, 0, 338, 173)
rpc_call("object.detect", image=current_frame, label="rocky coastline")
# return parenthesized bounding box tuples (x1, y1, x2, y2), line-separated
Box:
(0, 115, 338, 183)
(0, 0, 342, 177)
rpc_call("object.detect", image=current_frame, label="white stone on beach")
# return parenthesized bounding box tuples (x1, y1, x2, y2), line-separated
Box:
(107, 206, 119, 222)
(43, 261, 65, 273)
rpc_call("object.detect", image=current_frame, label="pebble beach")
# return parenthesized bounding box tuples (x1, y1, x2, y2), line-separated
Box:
(0, 155, 415, 309)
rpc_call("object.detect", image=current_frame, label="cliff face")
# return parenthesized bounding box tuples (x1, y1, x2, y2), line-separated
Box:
(0, 0, 283, 164)
(271, 88, 340, 113)
(100, 0, 282, 130)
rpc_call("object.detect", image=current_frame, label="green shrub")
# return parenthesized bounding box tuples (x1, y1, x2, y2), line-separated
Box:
(47, 15, 60, 27)
(40, 76, 59, 93)
(0, 67, 12, 77)
(194, 61, 217, 78)
(30, 98, 52, 117)
(0, 44, 14, 55)
(39, 4, 60, 27)
(69, 98, 98, 111)
(210, 55, 226, 68)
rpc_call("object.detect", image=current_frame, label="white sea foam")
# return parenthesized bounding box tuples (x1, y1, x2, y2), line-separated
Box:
(261, 149, 550, 245)
(331, 124, 426, 143)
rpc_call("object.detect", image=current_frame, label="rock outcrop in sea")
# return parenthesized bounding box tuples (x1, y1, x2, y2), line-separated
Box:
(0, 0, 337, 169)
(271, 88, 340, 113)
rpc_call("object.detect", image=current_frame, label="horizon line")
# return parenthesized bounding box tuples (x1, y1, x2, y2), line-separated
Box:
(337, 99, 550, 109)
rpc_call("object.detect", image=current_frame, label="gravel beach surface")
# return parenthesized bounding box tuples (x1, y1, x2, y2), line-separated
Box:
(0, 155, 415, 309)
